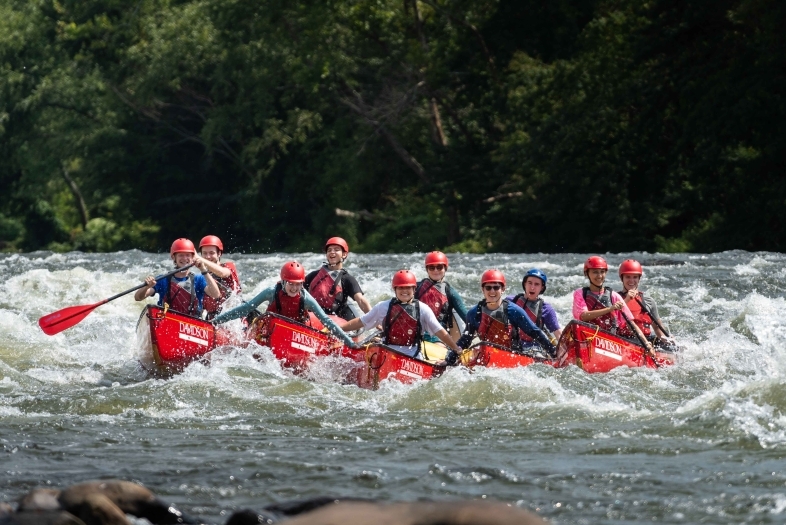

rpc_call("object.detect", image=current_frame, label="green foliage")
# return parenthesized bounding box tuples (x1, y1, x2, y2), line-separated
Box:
(0, 0, 783, 253)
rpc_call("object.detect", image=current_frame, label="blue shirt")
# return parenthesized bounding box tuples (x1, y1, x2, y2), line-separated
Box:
(153, 273, 208, 310)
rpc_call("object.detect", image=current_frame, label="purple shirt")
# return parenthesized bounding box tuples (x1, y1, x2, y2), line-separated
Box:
(506, 295, 561, 332)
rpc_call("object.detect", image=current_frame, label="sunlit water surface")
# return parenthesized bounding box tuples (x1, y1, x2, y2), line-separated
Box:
(2, 251, 786, 524)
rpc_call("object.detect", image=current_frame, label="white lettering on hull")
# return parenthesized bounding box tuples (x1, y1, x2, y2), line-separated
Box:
(178, 321, 210, 346)
(291, 331, 319, 353)
(400, 359, 425, 379)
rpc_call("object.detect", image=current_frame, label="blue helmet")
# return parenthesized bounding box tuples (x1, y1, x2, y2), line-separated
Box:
(523, 268, 548, 293)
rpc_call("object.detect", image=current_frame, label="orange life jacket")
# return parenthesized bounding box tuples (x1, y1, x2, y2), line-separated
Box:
(383, 299, 421, 347)
(416, 279, 452, 328)
(308, 266, 346, 313)
(203, 261, 241, 319)
(477, 300, 516, 348)
(624, 291, 653, 338)
(266, 283, 308, 324)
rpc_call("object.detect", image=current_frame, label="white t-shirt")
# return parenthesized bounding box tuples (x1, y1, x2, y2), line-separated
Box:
(360, 299, 445, 336)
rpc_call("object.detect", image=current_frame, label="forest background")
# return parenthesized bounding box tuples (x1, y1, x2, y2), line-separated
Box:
(1, 0, 784, 254)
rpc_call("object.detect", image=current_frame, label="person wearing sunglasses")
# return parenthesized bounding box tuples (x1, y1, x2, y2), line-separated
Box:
(508, 268, 562, 346)
(212, 261, 356, 348)
(444, 269, 556, 365)
(339, 270, 461, 359)
(574, 256, 654, 352)
(304, 237, 372, 321)
(415, 251, 468, 343)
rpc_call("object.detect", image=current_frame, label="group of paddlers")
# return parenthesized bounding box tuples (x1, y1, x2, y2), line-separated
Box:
(135, 236, 673, 365)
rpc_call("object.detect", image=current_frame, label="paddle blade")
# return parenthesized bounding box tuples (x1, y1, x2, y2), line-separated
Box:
(38, 302, 103, 335)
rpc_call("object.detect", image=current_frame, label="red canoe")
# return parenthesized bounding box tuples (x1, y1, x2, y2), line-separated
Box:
(136, 305, 237, 374)
(554, 320, 676, 372)
(349, 342, 447, 389)
(248, 313, 448, 389)
(456, 341, 556, 369)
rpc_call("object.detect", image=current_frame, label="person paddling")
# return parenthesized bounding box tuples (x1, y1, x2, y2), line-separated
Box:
(339, 270, 461, 359)
(618, 259, 673, 347)
(197, 235, 242, 320)
(304, 237, 371, 320)
(508, 268, 562, 346)
(212, 261, 355, 348)
(573, 256, 654, 354)
(415, 251, 468, 342)
(444, 269, 556, 365)
(134, 238, 220, 317)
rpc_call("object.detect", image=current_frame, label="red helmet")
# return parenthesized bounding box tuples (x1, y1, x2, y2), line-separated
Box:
(480, 269, 506, 286)
(619, 259, 643, 277)
(583, 256, 608, 273)
(324, 237, 349, 253)
(280, 261, 306, 283)
(170, 238, 196, 256)
(424, 251, 449, 268)
(199, 235, 224, 253)
(391, 270, 417, 288)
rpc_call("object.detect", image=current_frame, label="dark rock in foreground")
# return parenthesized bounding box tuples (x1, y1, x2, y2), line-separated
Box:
(2, 480, 546, 525)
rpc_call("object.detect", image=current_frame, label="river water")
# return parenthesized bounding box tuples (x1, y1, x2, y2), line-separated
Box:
(1, 250, 785, 524)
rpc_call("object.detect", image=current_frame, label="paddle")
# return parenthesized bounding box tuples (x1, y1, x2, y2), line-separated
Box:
(633, 295, 671, 337)
(619, 309, 660, 368)
(38, 264, 195, 336)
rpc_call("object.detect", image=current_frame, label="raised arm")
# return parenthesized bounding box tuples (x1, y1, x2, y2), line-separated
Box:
(212, 287, 274, 324)
(303, 292, 356, 347)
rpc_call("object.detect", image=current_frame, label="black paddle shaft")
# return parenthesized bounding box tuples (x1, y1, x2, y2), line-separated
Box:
(105, 264, 195, 304)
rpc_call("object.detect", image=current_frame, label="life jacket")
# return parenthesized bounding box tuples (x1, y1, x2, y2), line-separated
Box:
(476, 299, 517, 348)
(308, 266, 346, 313)
(164, 274, 200, 316)
(203, 261, 242, 320)
(623, 290, 653, 338)
(382, 299, 421, 347)
(582, 287, 619, 333)
(512, 294, 543, 343)
(415, 279, 452, 328)
(266, 283, 308, 324)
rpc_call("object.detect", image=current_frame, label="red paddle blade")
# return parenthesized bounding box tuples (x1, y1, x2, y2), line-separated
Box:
(38, 302, 104, 335)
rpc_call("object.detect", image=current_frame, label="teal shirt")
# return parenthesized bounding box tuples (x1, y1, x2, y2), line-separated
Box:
(421, 280, 469, 343)
(212, 286, 356, 347)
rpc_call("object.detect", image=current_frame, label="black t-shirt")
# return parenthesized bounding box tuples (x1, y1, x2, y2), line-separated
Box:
(305, 267, 364, 319)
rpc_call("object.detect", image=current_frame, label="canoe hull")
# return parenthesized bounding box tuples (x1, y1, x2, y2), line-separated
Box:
(351, 343, 446, 389)
(136, 305, 222, 374)
(555, 320, 676, 372)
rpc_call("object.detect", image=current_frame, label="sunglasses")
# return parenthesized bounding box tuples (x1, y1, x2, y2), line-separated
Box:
(483, 285, 502, 291)
(426, 265, 446, 271)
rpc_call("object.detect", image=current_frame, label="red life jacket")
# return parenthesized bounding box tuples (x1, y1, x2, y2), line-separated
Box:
(203, 261, 242, 319)
(164, 274, 200, 316)
(512, 294, 543, 343)
(477, 299, 516, 348)
(383, 299, 421, 346)
(266, 283, 308, 324)
(308, 266, 345, 313)
(624, 291, 653, 338)
(582, 287, 620, 333)
(416, 279, 452, 328)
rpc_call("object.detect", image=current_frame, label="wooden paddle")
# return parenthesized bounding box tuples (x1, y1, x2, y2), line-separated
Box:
(38, 264, 194, 336)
